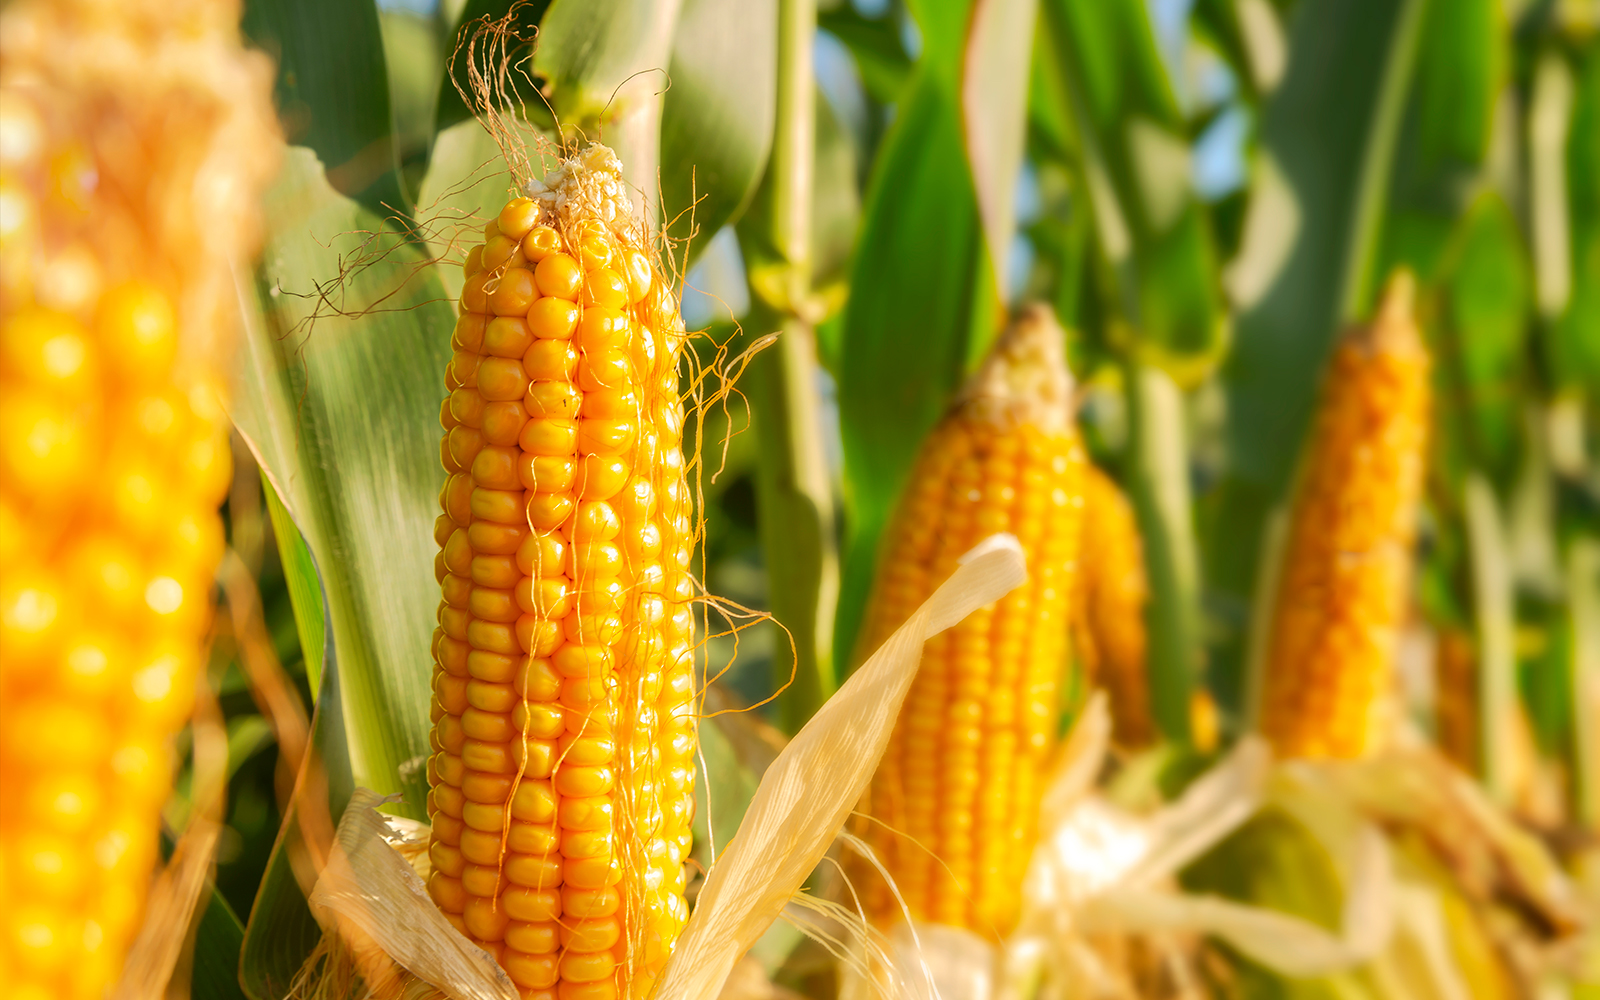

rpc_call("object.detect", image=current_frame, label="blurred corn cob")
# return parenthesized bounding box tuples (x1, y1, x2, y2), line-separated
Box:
(1071, 464, 1155, 749)
(0, 0, 276, 995)
(856, 304, 1085, 939)
(1258, 273, 1430, 759)
(426, 145, 697, 1000)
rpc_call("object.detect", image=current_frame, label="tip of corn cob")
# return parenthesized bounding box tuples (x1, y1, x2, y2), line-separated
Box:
(1362, 269, 1422, 357)
(958, 302, 1074, 431)
(523, 143, 635, 239)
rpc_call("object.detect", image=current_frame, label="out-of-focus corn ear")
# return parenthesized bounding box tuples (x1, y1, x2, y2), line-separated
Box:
(1258, 273, 1430, 760)
(1070, 464, 1154, 749)
(425, 145, 697, 1000)
(855, 303, 1085, 940)
(1433, 628, 1477, 771)
(0, 1, 277, 996)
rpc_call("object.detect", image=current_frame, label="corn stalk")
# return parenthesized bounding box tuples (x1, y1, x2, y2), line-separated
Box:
(742, 0, 839, 731)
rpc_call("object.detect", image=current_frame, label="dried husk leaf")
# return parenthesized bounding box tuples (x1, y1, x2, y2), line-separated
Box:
(306, 789, 516, 1000)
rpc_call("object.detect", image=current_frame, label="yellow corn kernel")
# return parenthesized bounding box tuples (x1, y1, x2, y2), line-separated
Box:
(0, 0, 277, 994)
(1070, 464, 1155, 749)
(855, 304, 1085, 939)
(427, 145, 695, 999)
(1258, 273, 1429, 759)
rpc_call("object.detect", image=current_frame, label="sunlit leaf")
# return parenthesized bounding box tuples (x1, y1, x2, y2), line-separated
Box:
(232, 146, 449, 812)
(241, 0, 402, 211)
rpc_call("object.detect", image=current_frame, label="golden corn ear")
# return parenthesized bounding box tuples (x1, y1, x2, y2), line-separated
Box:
(1258, 273, 1429, 759)
(856, 304, 1085, 938)
(1071, 464, 1154, 749)
(426, 146, 697, 1000)
(0, 1, 276, 995)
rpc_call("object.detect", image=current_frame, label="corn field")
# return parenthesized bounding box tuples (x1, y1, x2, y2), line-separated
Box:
(0, 0, 1597, 998)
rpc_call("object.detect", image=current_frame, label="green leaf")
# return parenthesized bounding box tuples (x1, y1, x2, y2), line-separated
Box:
(233, 146, 450, 813)
(191, 886, 249, 1000)
(379, 9, 447, 199)
(1549, 48, 1600, 397)
(534, 0, 678, 123)
(261, 473, 326, 692)
(1035, 0, 1226, 375)
(1182, 811, 1376, 1000)
(817, 6, 914, 105)
(1378, 0, 1506, 284)
(833, 55, 997, 672)
(241, 0, 403, 212)
(1437, 194, 1531, 493)
(660, 0, 779, 267)
(226, 715, 277, 780)
(238, 477, 356, 999)
(1205, 0, 1429, 715)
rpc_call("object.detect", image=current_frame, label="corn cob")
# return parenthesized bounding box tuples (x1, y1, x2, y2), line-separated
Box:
(856, 304, 1085, 939)
(1071, 463, 1155, 749)
(1258, 273, 1429, 759)
(0, 1, 275, 995)
(426, 145, 697, 1000)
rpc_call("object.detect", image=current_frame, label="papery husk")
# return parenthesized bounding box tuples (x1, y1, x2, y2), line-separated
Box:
(298, 788, 516, 1000)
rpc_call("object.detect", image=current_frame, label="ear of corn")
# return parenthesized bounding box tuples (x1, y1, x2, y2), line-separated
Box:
(426, 146, 697, 1000)
(1258, 273, 1430, 760)
(855, 304, 1085, 939)
(1071, 464, 1155, 749)
(0, 1, 276, 995)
